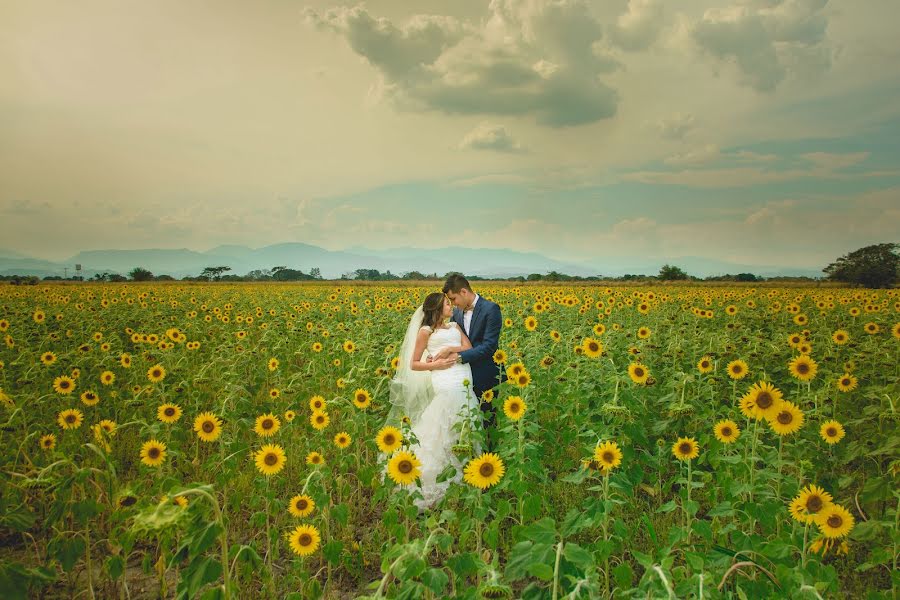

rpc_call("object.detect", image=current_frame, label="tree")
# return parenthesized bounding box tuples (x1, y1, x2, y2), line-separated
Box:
(199, 266, 232, 281)
(658, 264, 689, 281)
(129, 267, 154, 281)
(824, 243, 899, 288)
(309, 267, 322, 280)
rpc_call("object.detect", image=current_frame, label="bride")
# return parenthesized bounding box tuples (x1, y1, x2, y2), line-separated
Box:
(386, 292, 482, 510)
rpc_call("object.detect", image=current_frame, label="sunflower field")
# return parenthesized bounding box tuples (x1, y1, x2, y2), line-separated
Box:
(0, 282, 898, 599)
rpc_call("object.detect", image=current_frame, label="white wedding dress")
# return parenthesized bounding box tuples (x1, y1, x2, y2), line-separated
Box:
(409, 322, 481, 510)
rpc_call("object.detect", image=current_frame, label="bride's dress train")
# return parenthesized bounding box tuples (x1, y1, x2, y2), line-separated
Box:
(408, 322, 481, 510)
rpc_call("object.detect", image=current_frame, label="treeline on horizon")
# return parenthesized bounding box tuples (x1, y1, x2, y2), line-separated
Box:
(3, 243, 897, 288)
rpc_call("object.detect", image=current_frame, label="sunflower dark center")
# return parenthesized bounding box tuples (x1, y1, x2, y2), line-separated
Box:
(827, 514, 842, 528)
(298, 534, 312, 546)
(383, 434, 395, 445)
(202, 421, 214, 433)
(510, 403, 521, 413)
(602, 451, 614, 463)
(806, 496, 824, 512)
(756, 392, 773, 409)
(678, 442, 692, 455)
(262, 419, 273, 429)
(264, 453, 277, 466)
(777, 411, 793, 425)
(826, 427, 837, 436)
(721, 426, 733, 436)
(152, 370, 161, 377)
(841, 378, 851, 386)
(61, 381, 71, 389)
(797, 363, 809, 374)
(701, 361, 710, 368)
(398, 460, 412, 474)
(732, 365, 743, 373)
(148, 447, 160, 458)
(296, 499, 308, 510)
(65, 414, 75, 423)
(165, 408, 175, 416)
(634, 367, 645, 377)
(479, 463, 494, 477)
(589, 343, 599, 351)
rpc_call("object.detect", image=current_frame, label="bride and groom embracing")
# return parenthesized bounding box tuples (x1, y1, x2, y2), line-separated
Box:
(385, 273, 503, 510)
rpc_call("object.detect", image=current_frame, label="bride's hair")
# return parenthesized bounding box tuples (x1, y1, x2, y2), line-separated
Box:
(421, 292, 446, 329)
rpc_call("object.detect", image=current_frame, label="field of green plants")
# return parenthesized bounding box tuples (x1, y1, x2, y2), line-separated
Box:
(0, 282, 897, 599)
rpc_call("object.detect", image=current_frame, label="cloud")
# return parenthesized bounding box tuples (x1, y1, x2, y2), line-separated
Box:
(744, 199, 798, 225)
(305, 1, 619, 127)
(458, 123, 527, 153)
(654, 112, 696, 140)
(664, 144, 721, 166)
(692, 0, 832, 92)
(608, 0, 665, 51)
(800, 151, 869, 170)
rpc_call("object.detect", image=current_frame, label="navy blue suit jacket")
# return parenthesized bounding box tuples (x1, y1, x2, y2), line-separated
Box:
(452, 296, 502, 397)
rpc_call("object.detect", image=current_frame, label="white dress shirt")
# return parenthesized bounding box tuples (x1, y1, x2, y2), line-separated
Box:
(463, 294, 479, 336)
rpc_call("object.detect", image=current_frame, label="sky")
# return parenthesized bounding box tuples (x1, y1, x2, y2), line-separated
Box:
(1, 0, 899, 269)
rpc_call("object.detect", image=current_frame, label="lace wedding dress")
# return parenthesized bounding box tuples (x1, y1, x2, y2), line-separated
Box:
(409, 322, 481, 510)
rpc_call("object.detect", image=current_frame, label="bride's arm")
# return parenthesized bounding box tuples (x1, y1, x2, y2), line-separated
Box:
(411, 328, 455, 371)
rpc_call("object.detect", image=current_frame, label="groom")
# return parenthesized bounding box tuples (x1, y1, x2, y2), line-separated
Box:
(438, 273, 503, 450)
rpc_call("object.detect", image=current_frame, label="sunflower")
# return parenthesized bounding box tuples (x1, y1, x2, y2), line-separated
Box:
(493, 349, 508, 364)
(506, 363, 526, 378)
(310, 410, 330, 430)
(80, 391, 100, 406)
(352, 389, 371, 409)
(384, 450, 420, 486)
(672, 437, 699, 461)
(593, 441, 623, 473)
(726, 359, 749, 380)
(306, 451, 324, 466)
(463, 453, 505, 489)
(53, 375, 76, 395)
(503, 396, 527, 421)
(863, 322, 880, 335)
(835, 373, 858, 392)
(481, 389, 495, 403)
(697, 356, 713, 374)
(375, 426, 403, 454)
(284, 410, 296, 422)
(819, 420, 845, 444)
(627, 362, 650, 385)
(254, 413, 281, 437)
(343, 340, 356, 353)
(816, 503, 855, 539)
(40, 433, 57, 450)
(768, 401, 804, 436)
(524, 316, 537, 331)
(40, 351, 57, 366)
(157, 403, 183, 424)
(582, 337, 603, 358)
(713, 420, 740, 444)
(255, 444, 286, 476)
(269, 388, 280, 399)
(147, 364, 166, 383)
(334, 431, 351, 448)
(831, 330, 849, 345)
(892, 322, 900, 340)
(100, 371, 115, 385)
(33, 309, 45, 323)
(637, 327, 651, 339)
(744, 381, 784, 421)
(309, 395, 327, 411)
(268, 357, 279, 371)
(140, 440, 167, 467)
(97, 419, 117, 434)
(194, 412, 223, 442)
(287, 524, 321, 556)
(288, 494, 315, 518)
(788, 354, 818, 382)
(514, 371, 531, 388)
(58, 408, 84, 430)
(789, 484, 834, 524)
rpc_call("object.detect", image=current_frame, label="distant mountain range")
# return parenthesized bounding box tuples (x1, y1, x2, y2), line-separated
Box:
(0, 244, 826, 279)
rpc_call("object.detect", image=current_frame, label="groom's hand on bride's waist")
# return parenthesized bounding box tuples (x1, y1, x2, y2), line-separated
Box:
(429, 354, 457, 370)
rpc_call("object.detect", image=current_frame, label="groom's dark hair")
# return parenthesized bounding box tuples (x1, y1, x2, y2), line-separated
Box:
(442, 273, 472, 295)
